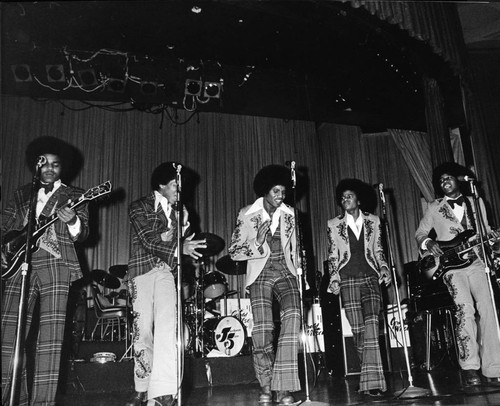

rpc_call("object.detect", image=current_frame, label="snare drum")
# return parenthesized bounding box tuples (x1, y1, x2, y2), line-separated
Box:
(203, 271, 227, 299)
(203, 316, 246, 356)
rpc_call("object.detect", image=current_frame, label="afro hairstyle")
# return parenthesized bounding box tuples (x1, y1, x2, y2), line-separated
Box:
(432, 162, 475, 197)
(151, 162, 179, 191)
(25, 136, 83, 182)
(253, 165, 292, 197)
(335, 178, 378, 214)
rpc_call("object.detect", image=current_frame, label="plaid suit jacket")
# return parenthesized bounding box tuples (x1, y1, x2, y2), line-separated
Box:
(326, 212, 387, 292)
(1, 183, 89, 281)
(127, 192, 181, 279)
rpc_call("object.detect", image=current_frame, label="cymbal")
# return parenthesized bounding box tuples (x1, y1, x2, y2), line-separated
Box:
(216, 255, 247, 275)
(109, 264, 128, 279)
(194, 232, 225, 257)
(90, 269, 121, 290)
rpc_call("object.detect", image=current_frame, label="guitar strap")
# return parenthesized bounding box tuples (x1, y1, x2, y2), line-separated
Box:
(37, 189, 63, 259)
(463, 196, 477, 234)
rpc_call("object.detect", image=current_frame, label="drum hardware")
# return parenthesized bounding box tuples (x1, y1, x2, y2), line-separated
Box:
(90, 352, 116, 363)
(216, 255, 247, 326)
(90, 269, 121, 290)
(193, 232, 225, 257)
(108, 264, 128, 279)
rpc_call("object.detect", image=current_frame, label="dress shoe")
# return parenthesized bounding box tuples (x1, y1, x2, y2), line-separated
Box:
(125, 391, 147, 406)
(363, 389, 386, 398)
(151, 395, 174, 406)
(276, 390, 295, 405)
(463, 369, 482, 386)
(258, 385, 272, 403)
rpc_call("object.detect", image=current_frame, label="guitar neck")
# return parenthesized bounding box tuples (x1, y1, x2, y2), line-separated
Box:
(34, 195, 86, 237)
(450, 230, 498, 257)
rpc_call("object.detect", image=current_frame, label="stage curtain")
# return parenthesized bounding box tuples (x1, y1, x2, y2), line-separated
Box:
(388, 128, 434, 202)
(1, 96, 424, 302)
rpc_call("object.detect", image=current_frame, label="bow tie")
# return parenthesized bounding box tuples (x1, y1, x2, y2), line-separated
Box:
(40, 183, 54, 194)
(448, 196, 464, 209)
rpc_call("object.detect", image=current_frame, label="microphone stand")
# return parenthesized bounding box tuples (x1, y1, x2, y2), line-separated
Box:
(378, 184, 429, 398)
(8, 158, 44, 406)
(174, 164, 184, 406)
(467, 178, 500, 343)
(288, 161, 328, 406)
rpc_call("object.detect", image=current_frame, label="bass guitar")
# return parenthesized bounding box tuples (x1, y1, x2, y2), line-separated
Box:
(1, 181, 112, 280)
(418, 228, 500, 281)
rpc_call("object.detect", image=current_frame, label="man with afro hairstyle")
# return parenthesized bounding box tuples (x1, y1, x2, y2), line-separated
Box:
(229, 165, 301, 405)
(416, 162, 500, 386)
(327, 178, 391, 398)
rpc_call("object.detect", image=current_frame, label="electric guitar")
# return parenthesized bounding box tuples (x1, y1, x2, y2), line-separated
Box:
(1, 181, 112, 280)
(418, 228, 500, 281)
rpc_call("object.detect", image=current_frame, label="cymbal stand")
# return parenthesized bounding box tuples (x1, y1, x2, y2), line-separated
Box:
(377, 184, 429, 399)
(467, 178, 500, 342)
(288, 161, 328, 406)
(8, 157, 44, 406)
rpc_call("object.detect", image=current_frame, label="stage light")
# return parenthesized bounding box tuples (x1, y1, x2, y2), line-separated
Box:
(46, 64, 66, 83)
(77, 69, 98, 87)
(140, 81, 157, 95)
(11, 64, 32, 82)
(203, 81, 222, 98)
(185, 79, 202, 96)
(107, 78, 126, 93)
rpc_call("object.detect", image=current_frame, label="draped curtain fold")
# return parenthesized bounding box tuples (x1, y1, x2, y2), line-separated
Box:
(2, 96, 424, 302)
(388, 128, 434, 202)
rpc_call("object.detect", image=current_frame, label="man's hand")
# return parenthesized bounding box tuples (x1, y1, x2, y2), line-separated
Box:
(256, 220, 271, 246)
(426, 240, 444, 257)
(57, 199, 77, 225)
(183, 234, 207, 260)
(327, 278, 340, 295)
(379, 266, 392, 286)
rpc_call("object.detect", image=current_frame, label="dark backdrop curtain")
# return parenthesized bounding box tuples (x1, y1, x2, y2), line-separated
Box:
(2, 95, 425, 301)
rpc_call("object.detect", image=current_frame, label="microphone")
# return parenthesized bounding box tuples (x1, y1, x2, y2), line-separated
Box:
(37, 155, 47, 167)
(285, 160, 296, 169)
(458, 175, 476, 182)
(378, 183, 386, 204)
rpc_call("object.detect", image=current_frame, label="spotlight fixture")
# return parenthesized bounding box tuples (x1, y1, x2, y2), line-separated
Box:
(203, 81, 222, 99)
(107, 78, 126, 93)
(184, 79, 202, 96)
(46, 64, 66, 83)
(77, 69, 98, 87)
(140, 81, 157, 95)
(11, 64, 32, 82)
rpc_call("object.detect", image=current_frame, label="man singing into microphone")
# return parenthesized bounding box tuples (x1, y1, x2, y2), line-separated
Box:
(2, 136, 88, 405)
(326, 178, 391, 398)
(229, 165, 301, 405)
(125, 162, 206, 406)
(415, 162, 500, 386)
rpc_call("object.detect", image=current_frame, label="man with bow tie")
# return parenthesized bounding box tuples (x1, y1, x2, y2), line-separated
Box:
(125, 162, 206, 406)
(416, 162, 500, 386)
(1, 137, 89, 406)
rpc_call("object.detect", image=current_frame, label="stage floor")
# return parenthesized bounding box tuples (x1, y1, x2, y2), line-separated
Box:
(56, 362, 500, 405)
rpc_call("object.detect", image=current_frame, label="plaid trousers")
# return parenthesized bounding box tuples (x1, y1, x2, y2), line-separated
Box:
(340, 274, 386, 392)
(2, 253, 71, 406)
(248, 260, 301, 392)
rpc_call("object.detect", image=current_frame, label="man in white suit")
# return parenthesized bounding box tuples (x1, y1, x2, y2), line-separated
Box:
(229, 165, 300, 405)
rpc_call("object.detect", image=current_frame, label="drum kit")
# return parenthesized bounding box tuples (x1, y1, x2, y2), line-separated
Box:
(182, 234, 250, 357)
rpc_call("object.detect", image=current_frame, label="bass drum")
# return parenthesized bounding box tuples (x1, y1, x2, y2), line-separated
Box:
(203, 316, 246, 357)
